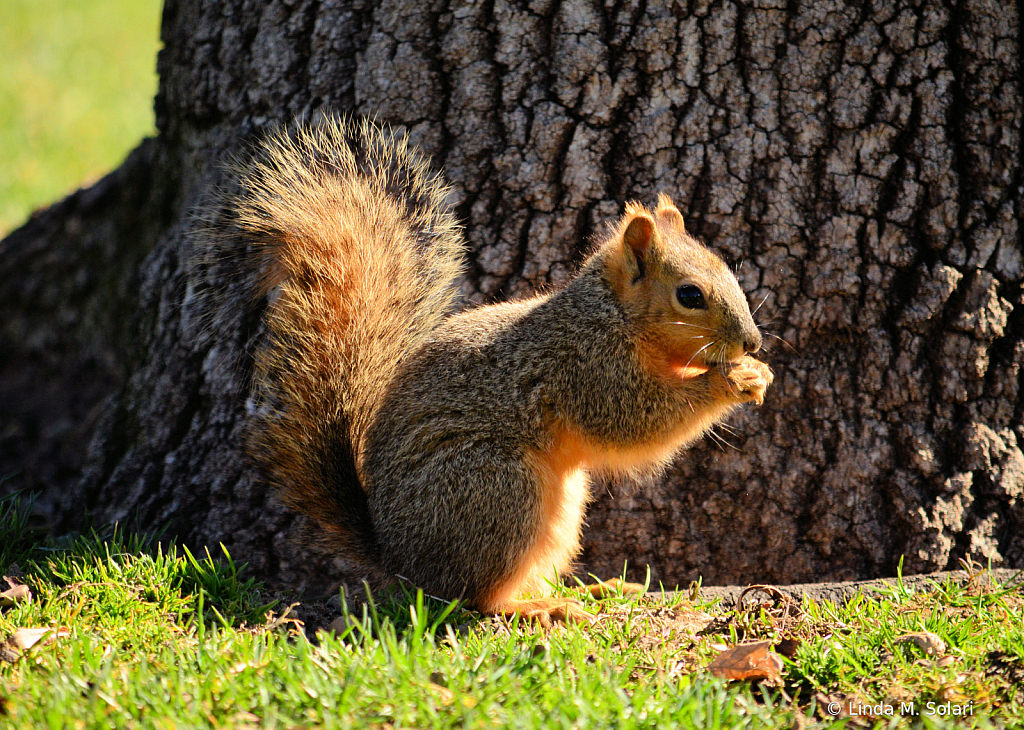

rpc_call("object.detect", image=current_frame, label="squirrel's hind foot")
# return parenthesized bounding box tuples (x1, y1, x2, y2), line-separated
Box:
(497, 598, 595, 627)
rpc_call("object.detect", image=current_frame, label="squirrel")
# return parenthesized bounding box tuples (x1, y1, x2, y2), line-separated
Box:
(211, 117, 773, 625)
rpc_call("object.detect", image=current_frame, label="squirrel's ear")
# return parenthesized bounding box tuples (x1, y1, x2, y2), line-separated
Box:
(621, 211, 655, 284)
(655, 193, 685, 233)
(622, 213, 655, 258)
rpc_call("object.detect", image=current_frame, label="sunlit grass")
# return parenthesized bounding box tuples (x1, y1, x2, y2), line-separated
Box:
(0, 0, 162, 236)
(2, 493, 1021, 729)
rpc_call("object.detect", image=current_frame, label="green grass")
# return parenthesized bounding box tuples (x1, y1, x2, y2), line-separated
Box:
(1, 492, 1022, 729)
(0, 0, 162, 237)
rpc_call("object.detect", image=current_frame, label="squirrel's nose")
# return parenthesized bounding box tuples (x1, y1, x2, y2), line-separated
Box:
(743, 331, 762, 354)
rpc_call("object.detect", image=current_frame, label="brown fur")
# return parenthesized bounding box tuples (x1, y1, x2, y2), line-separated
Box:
(207, 117, 772, 621)
(208, 118, 464, 566)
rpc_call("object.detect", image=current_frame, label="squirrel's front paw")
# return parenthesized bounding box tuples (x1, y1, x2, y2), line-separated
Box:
(724, 356, 773, 405)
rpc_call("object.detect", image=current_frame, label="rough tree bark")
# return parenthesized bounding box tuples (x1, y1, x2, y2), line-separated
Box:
(1, 0, 1021, 592)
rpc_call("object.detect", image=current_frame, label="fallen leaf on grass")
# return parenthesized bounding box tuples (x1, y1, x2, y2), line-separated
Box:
(896, 631, 946, 656)
(12, 628, 51, 650)
(708, 641, 784, 683)
(1, 627, 64, 662)
(0, 584, 31, 608)
(10, 627, 70, 650)
(15, 627, 65, 650)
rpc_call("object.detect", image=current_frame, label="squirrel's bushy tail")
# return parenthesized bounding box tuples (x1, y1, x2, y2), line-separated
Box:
(231, 118, 464, 565)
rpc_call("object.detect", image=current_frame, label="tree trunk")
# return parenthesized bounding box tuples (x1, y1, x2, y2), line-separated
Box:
(2, 0, 1021, 592)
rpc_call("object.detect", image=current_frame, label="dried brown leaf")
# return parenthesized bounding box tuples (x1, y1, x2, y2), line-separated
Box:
(0, 584, 31, 608)
(896, 631, 946, 656)
(11, 628, 50, 650)
(708, 640, 784, 683)
(10, 626, 69, 650)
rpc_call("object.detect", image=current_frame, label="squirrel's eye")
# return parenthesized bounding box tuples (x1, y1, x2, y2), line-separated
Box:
(675, 285, 706, 309)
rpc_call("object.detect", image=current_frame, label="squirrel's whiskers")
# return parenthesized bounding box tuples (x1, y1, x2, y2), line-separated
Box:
(751, 290, 772, 317)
